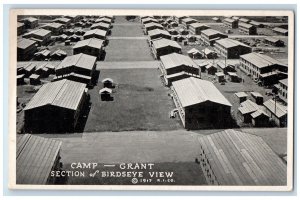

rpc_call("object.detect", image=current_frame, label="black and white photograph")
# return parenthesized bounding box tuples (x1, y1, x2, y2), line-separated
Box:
(9, 9, 294, 190)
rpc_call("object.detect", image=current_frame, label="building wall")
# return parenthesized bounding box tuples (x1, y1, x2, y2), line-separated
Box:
(264, 109, 287, 127)
(44, 26, 63, 35)
(278, 82, 288, 104)
(17, 44, 37, 61)
(239, 26, 257, 35)
(73, 46, 103, 60)
(154, 46, 182, 59)
(189, 26, 209, 35)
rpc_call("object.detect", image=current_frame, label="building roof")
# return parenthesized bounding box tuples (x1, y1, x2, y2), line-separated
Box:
(24, 79, 87, 111)
(227, 72, 238, 77)
(148, 29, 171, 38)
(43, 22, 64, 29)
(51, 49, 67, 56)
(95, 17, 112, 24)
(197, 129, 286, 185)
(224, 18, 236, 23)
(265, 37, 284, 43)
(29, 74, 40, 79)
(201, 28, 225, 37)
(17, 22, 24, 28)
(91, 22, 110, 29)
(24, 29, 51, 37)
(205, 63, 216, 69)
(212, 17, 220, 20)
(250, 92, 263, 98)
(216, 60, 236, 70)
(238, 99, 261, 114)
(251, 109, 269, 119)
(250, 20, 263, 26)
(235, 92, 248, 98)
(56, 53, 96, 72)
(21, 17, 38, 22)
(187, 48, 201, 54)
(152, 38, 182, 50)
(54, 17, 71, 23)
(160, 53, 198, 70)
(279, 78, 288, 86)
(232, 16, 240, 20)
(144, 22, 163, 29)
(202, 48, 215, 55)
(239, 22, 255, 29)
(172, 77, 232, 107)
(73, 38, 104, 49)
(99, 88, 112, 94)
(17, 38, 37, 49)
(263, 99, 287, 118)
(182, 17, 198, 23)
(215, 38, 250, 48)
(189, 22, 210, 29)
(84, 29, 107, 37)
(240, 52, 286, 69)
(142, 17, 158, 23)
(16, 134, 62, 184)
(239, 18, 250, 23)
(102, 78, 113, 83)
(215, 72, 225, 77)
(273, 27, 288, 34)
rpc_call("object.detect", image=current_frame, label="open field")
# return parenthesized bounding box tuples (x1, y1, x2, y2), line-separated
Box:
(83, 68, 182, 132)
(104, 39, 154, 61)
(111, 24, 144, 37)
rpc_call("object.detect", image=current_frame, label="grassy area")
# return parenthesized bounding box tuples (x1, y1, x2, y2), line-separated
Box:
(83, 68, 182, 132)
(104, 39, 154, 61)
(111, 24, 144, 37)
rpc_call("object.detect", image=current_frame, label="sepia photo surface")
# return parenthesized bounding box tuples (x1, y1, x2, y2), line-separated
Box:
(9, 9, 294, 191)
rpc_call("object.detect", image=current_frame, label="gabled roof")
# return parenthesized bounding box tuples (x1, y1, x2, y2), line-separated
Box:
(279, 78, 288, 86)
(20, 17, 38, 22)
(95, 17, 112, 23)
(102, 78, 113, 83)
(182, 17, 197, 23)
(148, 29, 171, 37)
(238, 99, 261, 114)
(187, 48, 201, 54)
(24, 79, 87, 111)
(189, 22, 210, 29)
(43, 22, 64, 29)
(202, 48, 215, 55)
(264, 36, 284, 43)
(53, 17, 71, 23)
(99, 88, 112, 94)
(251, 109, 269, 119)
(239, 22, 255, 29)
(144, 22, 163, 29)
(91, 22, 110, 29)
(197, 129, 286, 185)
(263, 99, 287, 118)
(235, 92, 248, 98)
(224, 18, 236, 23)
(84, 29, 107, 37)
(24, 29, 51, 37)
(201, 29, 225, 37)
(250, 92, 263, 98)
(273, 27, 288, 34)
(240, 52, 286, 69)
(239, 18, 250, 23)
(172, 77, 232, 107)
(17, 38, 37, 49)
(152, 38, 181, 50)
(160, 53, 198, 70)
(73, 38, 104, 49)
(56, 53, 97, 71)
(215, 38, 250, 48)
(17, 134, 62, 184)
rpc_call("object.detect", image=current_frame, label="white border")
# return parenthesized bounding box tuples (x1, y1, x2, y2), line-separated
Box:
(8, 9, 295, 191)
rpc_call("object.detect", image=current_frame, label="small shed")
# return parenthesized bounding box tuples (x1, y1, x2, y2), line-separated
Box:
(99, 87, 112, 101)
(187, 48, 202, 59)
(205, 64, 217, 75)
(251, 92, 264, 105)
(251, 109, 270, 127)
(201, 48, 218, 59)
(65, 40, 71, 45)
(235, 92, 248, 103)
(227, 72, 240, 82)
(102, 78, 114, 88)
(29, 74, 41, 85)
(17, 74, 25, 85)
(215, 72, 225, 82)
(238, 99, 261, 123)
